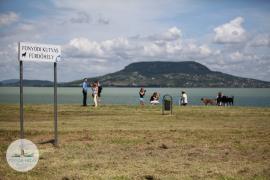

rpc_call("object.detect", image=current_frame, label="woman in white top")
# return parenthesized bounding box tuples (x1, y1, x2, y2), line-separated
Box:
(92, 83, 98, 107)
(180, 91, 188, 106)
(150, 92, 160, 105)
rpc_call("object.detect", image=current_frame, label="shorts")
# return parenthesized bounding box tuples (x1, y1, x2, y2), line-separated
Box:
(139, 98, 144, 102)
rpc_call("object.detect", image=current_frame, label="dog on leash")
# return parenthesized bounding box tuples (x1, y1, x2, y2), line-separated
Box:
(201, 98, 216, 106)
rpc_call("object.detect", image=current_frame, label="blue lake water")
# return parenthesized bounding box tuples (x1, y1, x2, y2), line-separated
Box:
(0, 87, 270, 107)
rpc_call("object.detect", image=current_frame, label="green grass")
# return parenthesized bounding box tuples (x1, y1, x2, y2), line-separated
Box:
(0, 104, 270, 179)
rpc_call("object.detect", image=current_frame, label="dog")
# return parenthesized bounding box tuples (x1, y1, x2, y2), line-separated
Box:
(220, 96, 234, 106)
(201, 98, 216, 106)
(225, 96, 234, 106)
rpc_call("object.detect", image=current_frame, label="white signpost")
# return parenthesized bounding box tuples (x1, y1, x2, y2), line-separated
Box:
(18, 42, 61, 147)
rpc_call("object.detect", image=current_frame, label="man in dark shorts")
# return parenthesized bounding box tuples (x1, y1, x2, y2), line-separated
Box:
(82, 78, 88, 106)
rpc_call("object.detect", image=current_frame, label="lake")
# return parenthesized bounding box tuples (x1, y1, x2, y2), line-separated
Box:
(0, 87, 270, 107)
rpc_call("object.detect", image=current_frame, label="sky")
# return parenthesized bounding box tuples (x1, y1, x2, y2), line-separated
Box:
(0, 0, 270, 82)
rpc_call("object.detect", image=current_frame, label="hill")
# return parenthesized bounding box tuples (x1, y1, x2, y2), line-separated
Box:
(0, 79, 54, 87)
(65, 61, 270, 88)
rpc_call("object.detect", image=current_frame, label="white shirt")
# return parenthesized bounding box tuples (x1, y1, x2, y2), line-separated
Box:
(181, 93, 188, 104)
(92, 86, 98, 95)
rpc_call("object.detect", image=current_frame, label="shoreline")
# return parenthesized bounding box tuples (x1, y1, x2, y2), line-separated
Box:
(1, 86, 270, 88)
(1, 87, 270, 107)
(0, 103, 269, 108)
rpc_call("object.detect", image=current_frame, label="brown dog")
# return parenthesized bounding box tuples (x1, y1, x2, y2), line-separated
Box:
(201, 98, 216, 106)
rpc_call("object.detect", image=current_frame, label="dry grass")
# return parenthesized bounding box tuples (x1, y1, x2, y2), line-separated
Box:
(0, 104, 270, 179)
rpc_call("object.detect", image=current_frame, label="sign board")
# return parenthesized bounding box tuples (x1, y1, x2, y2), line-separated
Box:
(19, 42, 61, 62)
(18, 41, 60, 146)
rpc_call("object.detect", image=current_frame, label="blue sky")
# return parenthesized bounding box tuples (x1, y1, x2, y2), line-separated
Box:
(0, 0, 270, 82)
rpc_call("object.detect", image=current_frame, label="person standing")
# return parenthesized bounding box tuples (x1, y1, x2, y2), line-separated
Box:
(180, 91, 188, 106)
(97, 80, 103, 103)
(82, 78, 88, 106)
(139, 88, 146, 106)
(92, 82, 98, 107)
(216, 92, 223, 106)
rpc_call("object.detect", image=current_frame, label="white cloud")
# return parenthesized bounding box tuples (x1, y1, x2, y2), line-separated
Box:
(0, 12, 19, 27)
(101, 37, 129, 51)
(143, 42, 165, 56)
(63, 27, 215, 64)
(214, 17, 246, 44)
(229, 51, 257, 61)
(64, 37, 104, 58)
(230, 51, 243, 60)
(199, 45, 212, 56)
(162, 26, 182, 41)
(147, 27, 182, 41)
(249, 34, 270, 47)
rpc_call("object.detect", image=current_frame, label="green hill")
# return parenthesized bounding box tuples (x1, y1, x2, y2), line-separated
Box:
(65, 61, 270, 88)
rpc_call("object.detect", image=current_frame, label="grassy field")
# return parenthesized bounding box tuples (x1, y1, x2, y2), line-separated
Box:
(0, 104, 270, 180)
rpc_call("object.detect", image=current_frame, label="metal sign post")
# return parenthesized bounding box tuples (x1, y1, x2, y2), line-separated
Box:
(18, 42, 61, 147)
(20, 60, 24, 139)
(53, 62, 58, 146)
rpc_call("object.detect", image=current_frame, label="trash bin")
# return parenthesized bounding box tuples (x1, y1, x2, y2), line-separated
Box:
(164, 99, 171, 110)
(162, 94, 173, 115)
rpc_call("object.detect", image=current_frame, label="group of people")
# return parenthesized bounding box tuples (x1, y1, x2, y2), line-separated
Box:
(139, 88, 188, 106)
(82, 82, 233, 107)
(139, 88, 161, 105)
(139, 89, 235, 106)
(82, 78, 102, 107)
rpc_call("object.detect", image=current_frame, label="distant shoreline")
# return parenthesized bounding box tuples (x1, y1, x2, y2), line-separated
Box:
(1, 86, 270, 88)
(0, 103, 269, 107)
